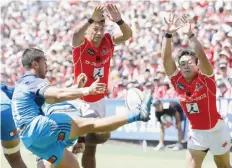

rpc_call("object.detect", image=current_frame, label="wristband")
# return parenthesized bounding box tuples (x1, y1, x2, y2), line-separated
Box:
(188, 33, 194, 39)
(116, 19, 124, 25)
(88, 18, 94, 24)
(165, 33, 172, 38)
(78, 136, 85, 143)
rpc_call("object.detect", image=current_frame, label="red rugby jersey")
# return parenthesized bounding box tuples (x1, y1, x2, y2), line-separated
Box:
(170, 70, 222, 130)
(72, 33, 114, 102)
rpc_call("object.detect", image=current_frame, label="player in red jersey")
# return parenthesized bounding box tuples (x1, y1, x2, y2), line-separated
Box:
(72, 4, 132, 168)
(161, 14, 231, 168)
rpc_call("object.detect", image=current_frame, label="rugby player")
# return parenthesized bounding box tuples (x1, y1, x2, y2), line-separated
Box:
(161, 14, 231, 168)
(12, 48, 151, 168)
(1, 83, 27, 168)
(72, 4, 132, 168)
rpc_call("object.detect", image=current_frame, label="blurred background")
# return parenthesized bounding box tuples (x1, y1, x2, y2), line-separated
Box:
(1, 1, 232, 167)
(1, 0, 232, 99)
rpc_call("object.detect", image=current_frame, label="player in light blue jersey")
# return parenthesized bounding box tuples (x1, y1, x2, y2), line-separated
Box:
(12, 48, 152, 168)
(1, 83, 27, 168)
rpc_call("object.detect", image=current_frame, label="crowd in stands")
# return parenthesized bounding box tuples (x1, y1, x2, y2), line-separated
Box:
(1, 0, 232, 99)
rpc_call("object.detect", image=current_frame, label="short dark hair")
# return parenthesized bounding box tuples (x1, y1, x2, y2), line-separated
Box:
(177, 49, 198, 65)
(153, 100, 162, 107)
(21, 48, 44, 68)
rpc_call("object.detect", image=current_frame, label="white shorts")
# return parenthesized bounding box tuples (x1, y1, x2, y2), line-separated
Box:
(68, 98, 106, 118)
(187, 120, 231, 155)
(224, 113, 232, 139)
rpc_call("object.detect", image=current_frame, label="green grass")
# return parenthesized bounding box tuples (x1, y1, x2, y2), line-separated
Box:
(1, 142, 231, 168)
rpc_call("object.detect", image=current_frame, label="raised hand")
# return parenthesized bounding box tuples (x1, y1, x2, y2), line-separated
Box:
(91, 5, 105, 22)
(89, 78, 106, 95)
(76, 73, 88, 88)
(181, 14, 193, 37)
(164, 13, 183, 34)
(105, 4, 121, 22)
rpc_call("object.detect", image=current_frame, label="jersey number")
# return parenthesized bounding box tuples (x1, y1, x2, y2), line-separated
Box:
(186, 103, 199, 114)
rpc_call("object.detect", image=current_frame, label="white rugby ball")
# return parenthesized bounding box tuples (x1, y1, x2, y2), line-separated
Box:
(125, 88, 144, 110)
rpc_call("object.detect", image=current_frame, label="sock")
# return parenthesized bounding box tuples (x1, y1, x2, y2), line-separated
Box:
(127, 111, 140, 123)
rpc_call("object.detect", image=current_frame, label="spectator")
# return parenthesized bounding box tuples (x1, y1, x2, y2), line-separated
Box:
(153, 100, 184, 151)
(1, 0, 231, 99)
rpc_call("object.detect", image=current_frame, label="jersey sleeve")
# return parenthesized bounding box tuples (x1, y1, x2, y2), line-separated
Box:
(29, 78, 51, 98)
(72, 38, 88, 64)
(169, 70, 182, 91)
(198, 72, 216, 93)
(1, 84, 14, 99)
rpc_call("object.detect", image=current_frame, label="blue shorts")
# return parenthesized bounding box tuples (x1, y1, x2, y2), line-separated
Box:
(24, 113, 73, 166)
(42, 101, 81, 147)
(0, 107, 19, 141)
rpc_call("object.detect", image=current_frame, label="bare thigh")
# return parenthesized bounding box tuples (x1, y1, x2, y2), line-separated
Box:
(186, 149, 207, 168)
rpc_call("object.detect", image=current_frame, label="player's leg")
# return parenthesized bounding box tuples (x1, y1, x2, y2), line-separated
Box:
(213, 150, 230, 168)
(37, 158, 54, 168)
(1, 139, 27, 168)
(173, 111, 183, 150)
(81, 132, 110, 168)
(1, 108, 27, 168)
(186, 149, 207, 168)
(82, 144, 97, 168)
(56, 149, 80, 168)
(175, 111, 183, 144)
(187, 129, 210, 168)
(154, 124, 165, 150)
(81, 99, 109, 168)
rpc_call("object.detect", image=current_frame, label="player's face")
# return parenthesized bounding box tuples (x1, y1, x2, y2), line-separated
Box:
(179, 55, 198, 80)
(88, 23, 105, 43)
(36, 57, 47, 79)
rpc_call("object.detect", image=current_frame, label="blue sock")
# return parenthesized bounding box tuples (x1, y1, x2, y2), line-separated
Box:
(127, 111, 140, 123)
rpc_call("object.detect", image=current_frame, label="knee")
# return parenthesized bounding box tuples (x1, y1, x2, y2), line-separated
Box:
(95, 132, 110, 143)
(86, 132, 110, 145)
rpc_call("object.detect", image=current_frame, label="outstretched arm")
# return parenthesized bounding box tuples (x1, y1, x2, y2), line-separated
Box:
(72, 5, 104, 47)
(162, 34, 177, 76)
(106, 4, 132, 45)
(162, 14, 182, 76)
(44, 78, 106, 104)
(182, 16, 213, 76)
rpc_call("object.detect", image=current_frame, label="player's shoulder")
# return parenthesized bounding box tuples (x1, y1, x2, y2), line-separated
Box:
(169, 70, 182, 80)
(198, 71, 215, 79)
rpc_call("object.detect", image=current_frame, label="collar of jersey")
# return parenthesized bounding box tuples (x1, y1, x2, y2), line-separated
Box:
(23, 71, 36, 77)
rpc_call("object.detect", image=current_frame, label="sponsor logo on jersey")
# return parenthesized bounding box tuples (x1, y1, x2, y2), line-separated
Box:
(88, 49, 95, 56)
(177, 82, 185, 90)
(180, 93, 207, 102)
(194, 83, 203, 92)
(85, 57, 110, 67)
(102, 47, 108, 56)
